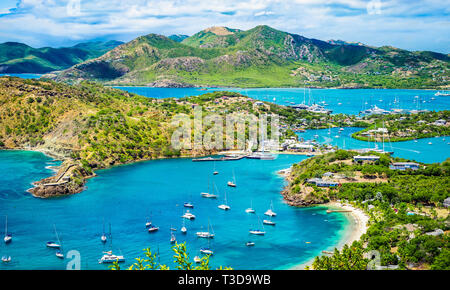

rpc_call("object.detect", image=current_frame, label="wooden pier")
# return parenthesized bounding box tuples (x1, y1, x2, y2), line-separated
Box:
(326, 209, 352, 213)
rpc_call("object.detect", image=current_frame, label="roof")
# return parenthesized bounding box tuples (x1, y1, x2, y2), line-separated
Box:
(392, 162, 419, 166)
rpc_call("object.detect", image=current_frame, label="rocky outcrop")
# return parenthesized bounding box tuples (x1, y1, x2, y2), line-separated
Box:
(281, 189, 326, 207)
(28, 160, 94, 198)
(147, 79, 195, 88)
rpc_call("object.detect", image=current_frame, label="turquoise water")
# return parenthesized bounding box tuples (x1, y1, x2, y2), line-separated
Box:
(115, 87, 448, 115)
(0, 73, 43, 79)
(0, 151, 348, 270)
(299, 127, 450, 164)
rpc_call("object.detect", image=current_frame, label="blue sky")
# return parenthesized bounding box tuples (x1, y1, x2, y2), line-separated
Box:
(0, 0, 448, 53)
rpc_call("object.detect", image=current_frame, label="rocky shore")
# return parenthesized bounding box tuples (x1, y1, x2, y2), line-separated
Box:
(28, 159, 94, 198)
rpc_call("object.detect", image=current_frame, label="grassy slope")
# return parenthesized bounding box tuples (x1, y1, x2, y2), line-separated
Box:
(0, 76, 311, 168)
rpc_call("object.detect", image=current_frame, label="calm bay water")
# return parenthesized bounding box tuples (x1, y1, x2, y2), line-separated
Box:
(299, 127, 449, 164)
(0, 151, 348, 270)
(115, 87, 448, 115)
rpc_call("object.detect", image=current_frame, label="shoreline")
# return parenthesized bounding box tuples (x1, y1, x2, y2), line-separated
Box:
(276, 167, 369, 270)
(290, 201, 369, 270)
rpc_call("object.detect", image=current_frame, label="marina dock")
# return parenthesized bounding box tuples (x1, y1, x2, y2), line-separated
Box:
(192, 155, 248, 162)
(326, 209, 352, 213)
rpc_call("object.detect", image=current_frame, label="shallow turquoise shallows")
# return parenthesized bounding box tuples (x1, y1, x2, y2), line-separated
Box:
(299, 127, 449, 164)
(115, 87, 449, 115)
(0, 151, 350, 270)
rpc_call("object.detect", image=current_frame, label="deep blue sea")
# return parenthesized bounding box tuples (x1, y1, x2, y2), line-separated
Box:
(115, 87, 447, 115)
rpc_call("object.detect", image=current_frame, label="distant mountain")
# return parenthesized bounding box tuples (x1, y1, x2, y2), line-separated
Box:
(0, 40, 123, 73)
(53, 25, 449, 89)
(327, 39, 366, 47)
(168, 34, 189, 42)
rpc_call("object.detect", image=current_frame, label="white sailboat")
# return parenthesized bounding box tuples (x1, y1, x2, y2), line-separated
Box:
(201, 180, 218, 198)
(245, 200, 255, 213)
(249, 216, 266, 235)
(263, 215, 276, 226)
(181, 209, 196, 220)
(213, 161, 218, 175)
(101, 219, 107, 243)
(264, 201, 277, 217)
(46, 224, 61, 249)
(4, 216, 12, 244)
(54, 226, 64, 259)
(170, 228, 176, 244)
(99, 224, 125, 264)
(196, 219, 215, 238)
(181, 218, 187, 234)
(145, 212, 153, 228)
(227, 169, 236, 187)
(218, 189, 230, 210)
(200, 238, 214, 255)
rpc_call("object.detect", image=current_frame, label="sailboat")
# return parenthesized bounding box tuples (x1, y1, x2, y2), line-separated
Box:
(1, 255, 11, 263)
(264, 201, 277, 217)
(181, 209, 196, 220)
(213, 161, 219, 175)
(245, 200, 255, 213)
(148, 214, 160, 232)
(249, 216, 266, 235)
(170, 228, 176, 244)
(101, 219, 107, 243)
(200, 238, 213, 255)
(196, 219, 215, 238)
(194, 255, 201, 263)
(218, 189, 231, 210)
(4, 216, 12, 244)
(99, 224, 125, 264)
(263, 216, 276, 226)
(201, 180, 218, 198)
(181, 218, 187, 234)
(46, 224, 61, 249)
(145, 212, 153, 228)
(227, 169, 237, 187)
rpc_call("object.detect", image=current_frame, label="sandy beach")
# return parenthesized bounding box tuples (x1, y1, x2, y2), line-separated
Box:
(290, 201, 369, 269)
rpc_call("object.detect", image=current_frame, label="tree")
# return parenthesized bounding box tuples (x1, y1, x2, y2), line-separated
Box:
(309, 241, 369, 270)
(110, 242, 232, 270)
(431, 249, 450, 270)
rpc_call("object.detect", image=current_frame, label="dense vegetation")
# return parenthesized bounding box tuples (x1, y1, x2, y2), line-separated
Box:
(287, 151, 450, 269)
(0, 40, 123, 73)
(0, 77, 314, 170)
(110, 242, 232, 270)
(353, 111, 450, 142)
(54, 25, 449, 89)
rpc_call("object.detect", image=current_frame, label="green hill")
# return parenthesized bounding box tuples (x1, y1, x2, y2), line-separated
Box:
(53, 26, 449, 89)
(0, 40, 123, 73)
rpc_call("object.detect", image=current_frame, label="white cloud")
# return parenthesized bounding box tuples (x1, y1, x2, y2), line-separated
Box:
(0, 0, 447, 53)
